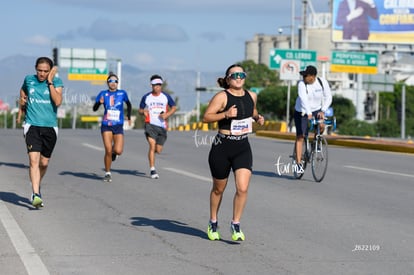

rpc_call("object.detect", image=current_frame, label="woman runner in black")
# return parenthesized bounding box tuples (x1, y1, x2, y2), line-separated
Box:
(203, 64, 264, 241)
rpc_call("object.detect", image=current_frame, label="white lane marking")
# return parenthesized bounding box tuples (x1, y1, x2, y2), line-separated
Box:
(164, 167, 211, 182)
(0, 200, 50, 275)
(345, 165, 414, 178)
(82, 143, 104, 151)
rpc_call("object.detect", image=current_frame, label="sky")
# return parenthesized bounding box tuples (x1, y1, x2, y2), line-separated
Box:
(3, 0, 331, 72)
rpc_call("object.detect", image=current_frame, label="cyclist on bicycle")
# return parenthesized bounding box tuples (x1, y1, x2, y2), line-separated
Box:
(294, 65, 332, 171)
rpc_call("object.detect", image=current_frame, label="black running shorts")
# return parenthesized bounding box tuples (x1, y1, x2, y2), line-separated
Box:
(24, 125, 58, 158)
(208, 133, 252, 179)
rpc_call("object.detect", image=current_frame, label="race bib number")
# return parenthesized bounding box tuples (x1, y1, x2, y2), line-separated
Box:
(230, 117, 253, 135)
(107, 109, 120, 121)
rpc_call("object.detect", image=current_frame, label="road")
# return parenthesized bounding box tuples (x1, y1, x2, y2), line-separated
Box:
(1, 129, 413, 275)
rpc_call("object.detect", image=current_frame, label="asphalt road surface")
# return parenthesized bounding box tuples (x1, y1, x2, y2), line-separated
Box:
(1, 129, 413, 275)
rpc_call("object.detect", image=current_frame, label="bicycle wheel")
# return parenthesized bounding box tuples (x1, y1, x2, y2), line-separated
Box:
(292, 141, 307, 179)
(311, 136, 328, 182)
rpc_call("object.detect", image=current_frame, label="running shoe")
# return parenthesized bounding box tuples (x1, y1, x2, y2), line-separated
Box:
(103, 172, 112, 182)
(31, 193, 44, 208)
(296, 162, 304, 174)
(112, 152, 117, 162)
(150, 170, 159, 179)
(230, 222, 245, 241)
(207, 221, 220, 240)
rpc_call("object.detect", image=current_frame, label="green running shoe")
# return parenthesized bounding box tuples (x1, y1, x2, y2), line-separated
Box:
(230, 223, 245, 241)
(207, 221, 220, 240)
(31, 193, 43, 208)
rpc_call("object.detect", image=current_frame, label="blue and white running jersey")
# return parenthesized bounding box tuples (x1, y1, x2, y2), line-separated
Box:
(95, 89, 130, 126)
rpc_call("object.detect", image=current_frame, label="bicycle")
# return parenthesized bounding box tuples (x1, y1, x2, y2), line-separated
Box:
(291, 116, 336, 182)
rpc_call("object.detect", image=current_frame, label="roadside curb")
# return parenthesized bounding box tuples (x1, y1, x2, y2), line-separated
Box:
(256, 130, 414, 154)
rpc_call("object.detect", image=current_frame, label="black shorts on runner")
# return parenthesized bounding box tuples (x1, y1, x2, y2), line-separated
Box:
(145, 123, 167, 145)
(25, 125, 58, 158)
(101, 124, 124, 135)
(208, 133, 252, 179)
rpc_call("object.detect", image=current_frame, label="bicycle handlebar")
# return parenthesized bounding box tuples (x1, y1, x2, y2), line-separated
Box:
(309, 117, 337, 132)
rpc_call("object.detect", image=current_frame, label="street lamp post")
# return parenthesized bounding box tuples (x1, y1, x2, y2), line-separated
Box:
(195, 87, 222, 122)
(401, 84, 406, 139)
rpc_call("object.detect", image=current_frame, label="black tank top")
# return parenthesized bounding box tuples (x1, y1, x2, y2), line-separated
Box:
(218, 90, 254, 131)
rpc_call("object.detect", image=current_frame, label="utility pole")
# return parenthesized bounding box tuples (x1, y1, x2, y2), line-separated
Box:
(401, 84, 406, 139)
(302, 0, 307, 49)
(291, 0, 295, 49)
(196, 72, 201, 122)
(116, 59, 122, 89)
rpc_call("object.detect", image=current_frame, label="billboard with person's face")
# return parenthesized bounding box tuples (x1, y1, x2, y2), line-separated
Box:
(332, 0, 414, 44)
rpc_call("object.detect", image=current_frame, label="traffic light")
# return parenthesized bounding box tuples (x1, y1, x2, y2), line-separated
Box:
(52, 47, 58, 66)
(364, 93, 375, 120)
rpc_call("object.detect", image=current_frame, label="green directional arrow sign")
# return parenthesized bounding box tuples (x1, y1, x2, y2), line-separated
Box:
(269, 49, 317, 70)
(331, 51, 378, 74)
(69, 68, 108, 74)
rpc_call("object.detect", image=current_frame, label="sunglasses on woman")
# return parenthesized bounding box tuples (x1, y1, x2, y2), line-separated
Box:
(228, 72, 247, 80)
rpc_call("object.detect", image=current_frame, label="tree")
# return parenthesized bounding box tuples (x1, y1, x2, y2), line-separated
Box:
(160, 80, 179, 111)
(377, 84, 414, 138)
(257, 85, 295, 121)
(338, 119, 376, 136)
(375, 119, 400, 137)
(190, 103, 208, 123)
(331, 95, 355, 130)
(239, 60, 281, 89)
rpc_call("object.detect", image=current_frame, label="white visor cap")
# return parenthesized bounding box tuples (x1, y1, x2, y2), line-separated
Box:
(150, 78, 163, 85)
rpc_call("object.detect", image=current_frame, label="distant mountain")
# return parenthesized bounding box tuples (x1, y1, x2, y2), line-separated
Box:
(0, 55, 221, 112)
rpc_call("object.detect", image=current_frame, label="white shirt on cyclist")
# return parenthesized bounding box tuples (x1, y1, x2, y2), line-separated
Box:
(295, 77, 332, 116)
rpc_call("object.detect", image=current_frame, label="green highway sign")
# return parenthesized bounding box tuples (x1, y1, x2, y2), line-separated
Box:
(331, 51, 378, 74)
(269, 49, 317, 70)
(69, 68, 108, 74)
(250, 87, 264, 94)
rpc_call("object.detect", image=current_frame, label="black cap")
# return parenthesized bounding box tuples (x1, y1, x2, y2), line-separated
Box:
(299, 65, 317, 76)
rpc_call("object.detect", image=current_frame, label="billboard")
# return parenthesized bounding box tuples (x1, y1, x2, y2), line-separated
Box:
(332, 0, 414, 44)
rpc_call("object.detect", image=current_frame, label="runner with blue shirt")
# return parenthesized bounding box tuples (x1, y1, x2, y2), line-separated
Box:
(93, 73, 132, 182)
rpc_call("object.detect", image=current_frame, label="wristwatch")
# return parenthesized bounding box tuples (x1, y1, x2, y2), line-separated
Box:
(47, 82, 53, 86)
